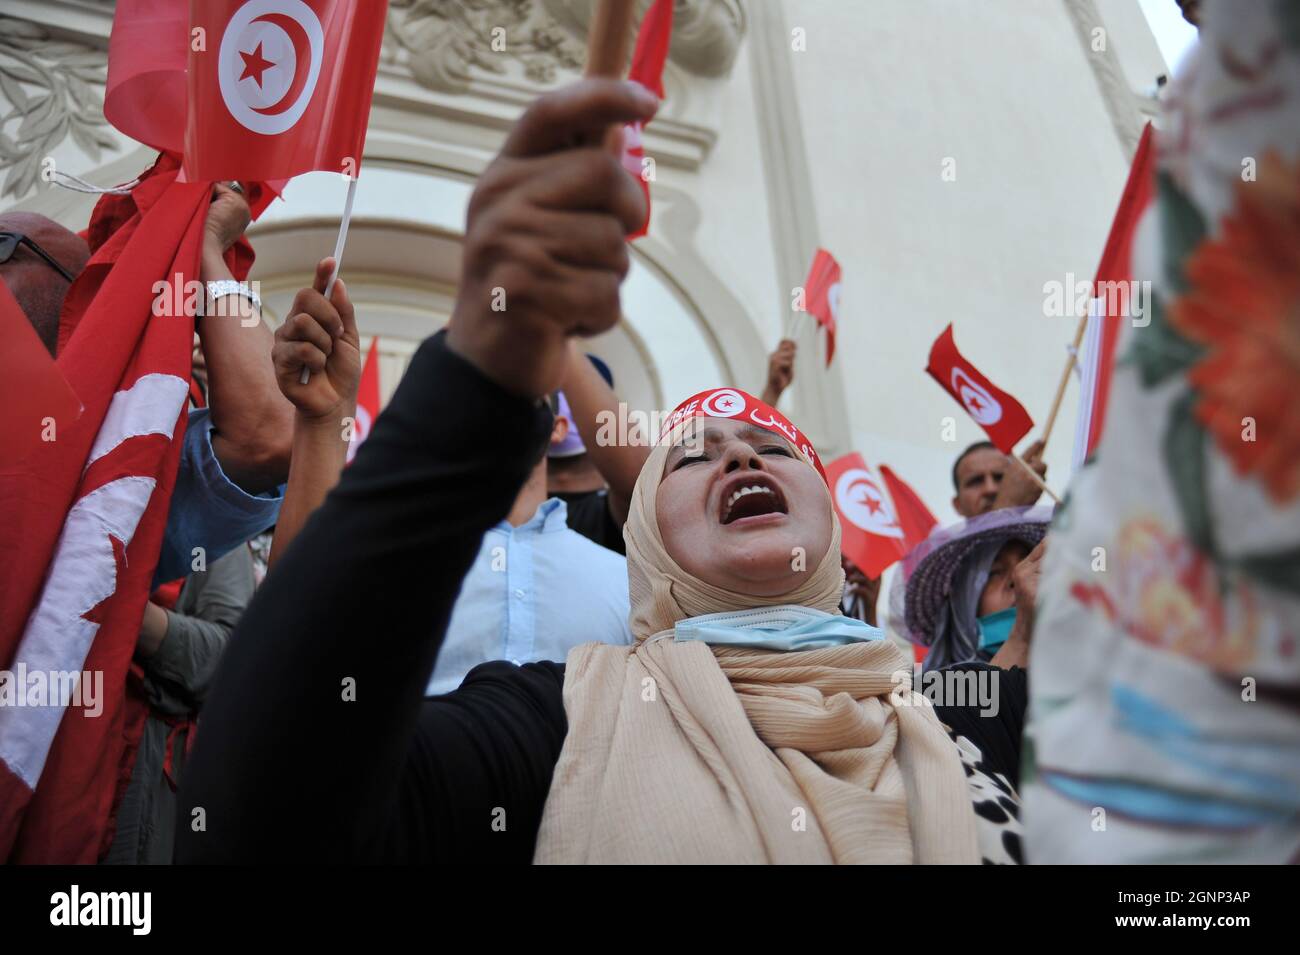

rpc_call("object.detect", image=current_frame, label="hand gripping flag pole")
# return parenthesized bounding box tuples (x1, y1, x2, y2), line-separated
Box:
(301, 174, 359, 384)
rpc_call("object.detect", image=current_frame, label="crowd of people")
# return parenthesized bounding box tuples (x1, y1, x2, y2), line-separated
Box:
(2, 78, 1053, 864)
(1, 0, 1293, 866)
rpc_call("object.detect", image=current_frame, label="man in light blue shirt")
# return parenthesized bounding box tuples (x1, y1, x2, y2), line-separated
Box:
(425, 404, 633, 696)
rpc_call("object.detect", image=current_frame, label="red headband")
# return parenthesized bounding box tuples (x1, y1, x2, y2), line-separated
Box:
(660, 388, 827, 483)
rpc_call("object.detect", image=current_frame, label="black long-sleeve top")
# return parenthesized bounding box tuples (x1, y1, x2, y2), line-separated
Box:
(177, 332, 1027, 864)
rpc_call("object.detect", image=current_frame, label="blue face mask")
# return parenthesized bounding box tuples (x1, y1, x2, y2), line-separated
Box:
(673, 605, 883, 652)
(976, 606, 1017, 652)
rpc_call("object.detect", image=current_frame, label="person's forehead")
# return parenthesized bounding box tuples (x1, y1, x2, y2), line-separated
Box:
(960, 448, 1006, 478)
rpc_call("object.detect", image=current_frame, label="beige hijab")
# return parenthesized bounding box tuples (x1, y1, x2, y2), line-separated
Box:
(534, 427, 980, 864)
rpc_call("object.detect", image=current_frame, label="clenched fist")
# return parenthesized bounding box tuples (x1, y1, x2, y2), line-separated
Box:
(446, 79, 658, 398)
(273, 257, 361, 420)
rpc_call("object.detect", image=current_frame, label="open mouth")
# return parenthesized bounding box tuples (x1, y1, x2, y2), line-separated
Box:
(719, 474, 788, 525)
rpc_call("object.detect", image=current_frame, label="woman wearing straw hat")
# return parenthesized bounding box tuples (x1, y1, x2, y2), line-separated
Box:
(178, 79, 1026, 865)
(891, 508, 1053, 673)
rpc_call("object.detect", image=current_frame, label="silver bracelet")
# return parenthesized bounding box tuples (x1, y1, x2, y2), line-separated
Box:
(202, 280, 261, 318)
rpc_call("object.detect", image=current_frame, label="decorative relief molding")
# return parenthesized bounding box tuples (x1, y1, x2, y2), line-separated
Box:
(384, 0, 746, 96)
(0, 16, 115, 200)
(541, 0, 745, 78)
(384, 0, 586, 95)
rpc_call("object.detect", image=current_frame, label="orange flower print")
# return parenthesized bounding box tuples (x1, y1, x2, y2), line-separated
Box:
(1169, 153, 1300, 504)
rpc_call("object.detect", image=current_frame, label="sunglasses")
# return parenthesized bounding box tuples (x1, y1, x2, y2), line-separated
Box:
(0, 231, 75, 282)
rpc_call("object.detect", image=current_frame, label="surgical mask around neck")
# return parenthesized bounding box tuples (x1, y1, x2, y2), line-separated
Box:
(673, 604, 882, 652)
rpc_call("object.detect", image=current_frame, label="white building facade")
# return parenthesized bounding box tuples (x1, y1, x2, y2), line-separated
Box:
(1, 0, 1169, 522)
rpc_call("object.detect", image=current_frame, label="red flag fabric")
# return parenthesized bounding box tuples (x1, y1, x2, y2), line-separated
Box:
(104, 2, 287, 222)
(826, 453, 907, 579)
(346, 337, 381, 464)
(878, 465, 938, 554)
(184, 0, 388, 182)
(622, 0, 673, 240)
(802, 248, 840, 367)
(104, 0, 189, 155)
(0, 159, 207, 862)
(1085, 122, 1156, 458)
(926, 324, 1034, 453)
(0, 280, 82, 469)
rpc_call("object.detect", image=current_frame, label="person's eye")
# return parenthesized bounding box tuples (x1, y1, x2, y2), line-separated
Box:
(673, 453, 707, 471)
(759, 446, 793, 458)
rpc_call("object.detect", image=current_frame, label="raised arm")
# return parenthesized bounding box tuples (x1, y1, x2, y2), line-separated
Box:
(198, 183, 295, 494)
(265, 257, 362, 570)
(559, 339, 650, 524)
(177, 78, 656, 863)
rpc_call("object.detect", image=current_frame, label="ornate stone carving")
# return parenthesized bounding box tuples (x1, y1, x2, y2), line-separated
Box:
(0, 17, 115, 201)
(385, 0, 746, 96)
(542, 0, 745, 78)
(385, 0, 586, 94)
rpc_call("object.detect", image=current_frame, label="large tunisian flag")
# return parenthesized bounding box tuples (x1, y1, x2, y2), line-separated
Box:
(0, 157, 211, 862)
(926, 324, 1034, 454)
(184, 0, 388, 182)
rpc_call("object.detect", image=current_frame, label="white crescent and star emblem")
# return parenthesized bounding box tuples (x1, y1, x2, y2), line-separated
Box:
(826, 282, 842, 324)
(951, 367, 1003, 426)
(834, 468, 903, 538)
(700, 389, 746, 418)
(218, 0, 324, 136)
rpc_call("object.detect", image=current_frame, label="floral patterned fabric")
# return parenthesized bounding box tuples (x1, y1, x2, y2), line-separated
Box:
(1022, 0, 1300, 863)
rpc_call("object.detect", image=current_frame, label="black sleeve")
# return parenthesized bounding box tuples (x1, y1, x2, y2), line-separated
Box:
(931, 663, 1027, 789)
(381, 661, 567, 864)
(176, 332, 556, 863)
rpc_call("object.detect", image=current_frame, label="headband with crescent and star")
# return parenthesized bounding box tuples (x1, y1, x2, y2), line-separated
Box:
(660, 387, 827, 484)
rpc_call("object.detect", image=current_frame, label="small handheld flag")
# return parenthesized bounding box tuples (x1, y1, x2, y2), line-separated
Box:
(926, 324, 1034, 453)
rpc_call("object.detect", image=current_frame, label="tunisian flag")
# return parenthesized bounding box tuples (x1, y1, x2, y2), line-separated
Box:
(878, 465, 938, 553)
(346, 338, 381, 464)
(0, 156, 210, 862)
(184, 0, 388, 182)
(1080, 122, 1156, 460)
(826, 453, 908, 579)
(802, 248, 841, 367)
(926, 324, 1034, 453)
(622, 0, 673, 239)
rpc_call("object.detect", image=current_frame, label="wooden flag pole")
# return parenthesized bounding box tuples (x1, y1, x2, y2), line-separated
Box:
(585, 0, 636, 78)
(1013, 452, 1061, 504)
(300, 175, 359, 384)
(1039, 311, 1089, 451)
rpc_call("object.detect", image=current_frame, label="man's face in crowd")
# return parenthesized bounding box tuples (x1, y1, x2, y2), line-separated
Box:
(656, 417, 832, 597)
(977, 539, 1032, 617)
(953, 447, 1008, 518)
(0, 212, 89, 357)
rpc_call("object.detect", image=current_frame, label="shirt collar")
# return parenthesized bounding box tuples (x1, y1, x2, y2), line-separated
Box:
(497, 497, 569, 535)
